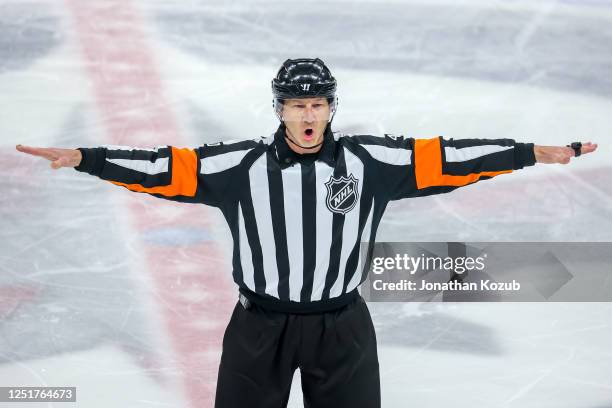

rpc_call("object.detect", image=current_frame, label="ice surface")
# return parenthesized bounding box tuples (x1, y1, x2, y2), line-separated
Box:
(1, 0, 611, 407)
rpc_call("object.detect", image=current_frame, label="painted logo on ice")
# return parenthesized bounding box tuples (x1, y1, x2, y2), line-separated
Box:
(325, 174, 359, 214)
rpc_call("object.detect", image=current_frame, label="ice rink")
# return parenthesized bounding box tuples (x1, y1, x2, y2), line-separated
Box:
(1, 0, 612, 406)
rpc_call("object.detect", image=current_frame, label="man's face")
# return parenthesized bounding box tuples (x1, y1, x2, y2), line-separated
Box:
(281, 97, 330, 153)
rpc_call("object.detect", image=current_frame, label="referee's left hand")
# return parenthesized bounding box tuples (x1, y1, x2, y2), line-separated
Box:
(534, 142, 598, 164)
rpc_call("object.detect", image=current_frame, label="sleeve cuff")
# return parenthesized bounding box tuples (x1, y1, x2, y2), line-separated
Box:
(74, 147, 106, 176)
(513, 142, 536, 170)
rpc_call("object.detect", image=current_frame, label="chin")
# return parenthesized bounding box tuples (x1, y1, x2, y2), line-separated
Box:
(307, 136, 324, 147)
(299, 140, 318, 148)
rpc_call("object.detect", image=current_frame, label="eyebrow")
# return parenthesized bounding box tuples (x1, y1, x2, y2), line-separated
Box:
(289, 100, 325, 105)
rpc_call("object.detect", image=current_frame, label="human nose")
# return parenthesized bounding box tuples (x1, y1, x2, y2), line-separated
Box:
(303, 107, 315, 123)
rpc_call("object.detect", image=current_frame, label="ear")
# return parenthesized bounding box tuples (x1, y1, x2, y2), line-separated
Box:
(273, 99, 285, 122)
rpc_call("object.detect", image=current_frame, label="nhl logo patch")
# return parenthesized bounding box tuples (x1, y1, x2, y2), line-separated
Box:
(325, 174, 359, 214)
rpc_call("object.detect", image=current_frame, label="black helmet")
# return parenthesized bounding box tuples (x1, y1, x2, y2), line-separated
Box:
(272, 58, 338, 122)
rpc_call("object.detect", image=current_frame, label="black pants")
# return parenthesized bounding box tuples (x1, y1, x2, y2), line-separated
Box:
(214, 296, 380, 408)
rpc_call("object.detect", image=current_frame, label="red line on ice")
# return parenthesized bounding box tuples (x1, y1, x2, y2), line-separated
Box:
(0, 286, 40, 319)
(64, 1, 234, 406)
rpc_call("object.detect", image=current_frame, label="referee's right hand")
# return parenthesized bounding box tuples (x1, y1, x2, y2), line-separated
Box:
(16, 145, 82, 169)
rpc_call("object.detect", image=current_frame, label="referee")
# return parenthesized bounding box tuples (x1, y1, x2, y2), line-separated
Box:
(16, 58, 598, 407)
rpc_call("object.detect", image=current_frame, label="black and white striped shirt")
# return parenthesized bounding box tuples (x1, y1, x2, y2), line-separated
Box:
(76, 124, 536, 312)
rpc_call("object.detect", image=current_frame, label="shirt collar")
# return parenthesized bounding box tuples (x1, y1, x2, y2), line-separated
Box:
(273, 123, 336, 169)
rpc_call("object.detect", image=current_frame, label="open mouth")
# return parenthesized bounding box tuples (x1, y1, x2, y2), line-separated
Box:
(304, 128, 314, 140)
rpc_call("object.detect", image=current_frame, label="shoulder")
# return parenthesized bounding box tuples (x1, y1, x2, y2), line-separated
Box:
(199, 136, 271, 158)
(335, 132, 414, 166)
(335, 132, 413, 149)
(197, 136, 270, 175)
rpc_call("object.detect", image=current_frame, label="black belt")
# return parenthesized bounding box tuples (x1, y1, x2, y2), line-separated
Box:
(238, 288, 360, 314)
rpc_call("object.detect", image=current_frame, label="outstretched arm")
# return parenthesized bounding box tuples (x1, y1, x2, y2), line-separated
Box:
(17, 144, 200, 203)
(401, 136, 537, 199)
(16, 144, 213, 205)
(363, 136, 599, 201)
(16, 139, 260, 207)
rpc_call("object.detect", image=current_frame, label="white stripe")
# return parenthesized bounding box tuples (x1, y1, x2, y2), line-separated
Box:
(282, 167, 304, 301)
(102, 145, 163, 152)
(238, 202, 255, 292)
(311, 162, 334, 301)
(260, 136, 274, 145)
(347, 198, 374, 292)
(106, 157, 169, 175)
(249, 154, 279, 298)
(201, 149, 252, 174)
(445, 144, 513, 162)
(329, 148, 364, 298)
(362, 144, 412, 166)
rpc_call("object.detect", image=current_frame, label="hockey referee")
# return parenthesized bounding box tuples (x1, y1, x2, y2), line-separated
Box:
(16, 58, 598, 407)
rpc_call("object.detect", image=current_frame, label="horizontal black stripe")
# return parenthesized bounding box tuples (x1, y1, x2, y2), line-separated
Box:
(101, 162, 172, 187)
(444, 138, 514, 149)
(105, 146, 171, 160)
(239, 287, 359, 314)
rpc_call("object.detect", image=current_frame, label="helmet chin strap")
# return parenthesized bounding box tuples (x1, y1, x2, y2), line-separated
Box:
(284, 125, 324, 150)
